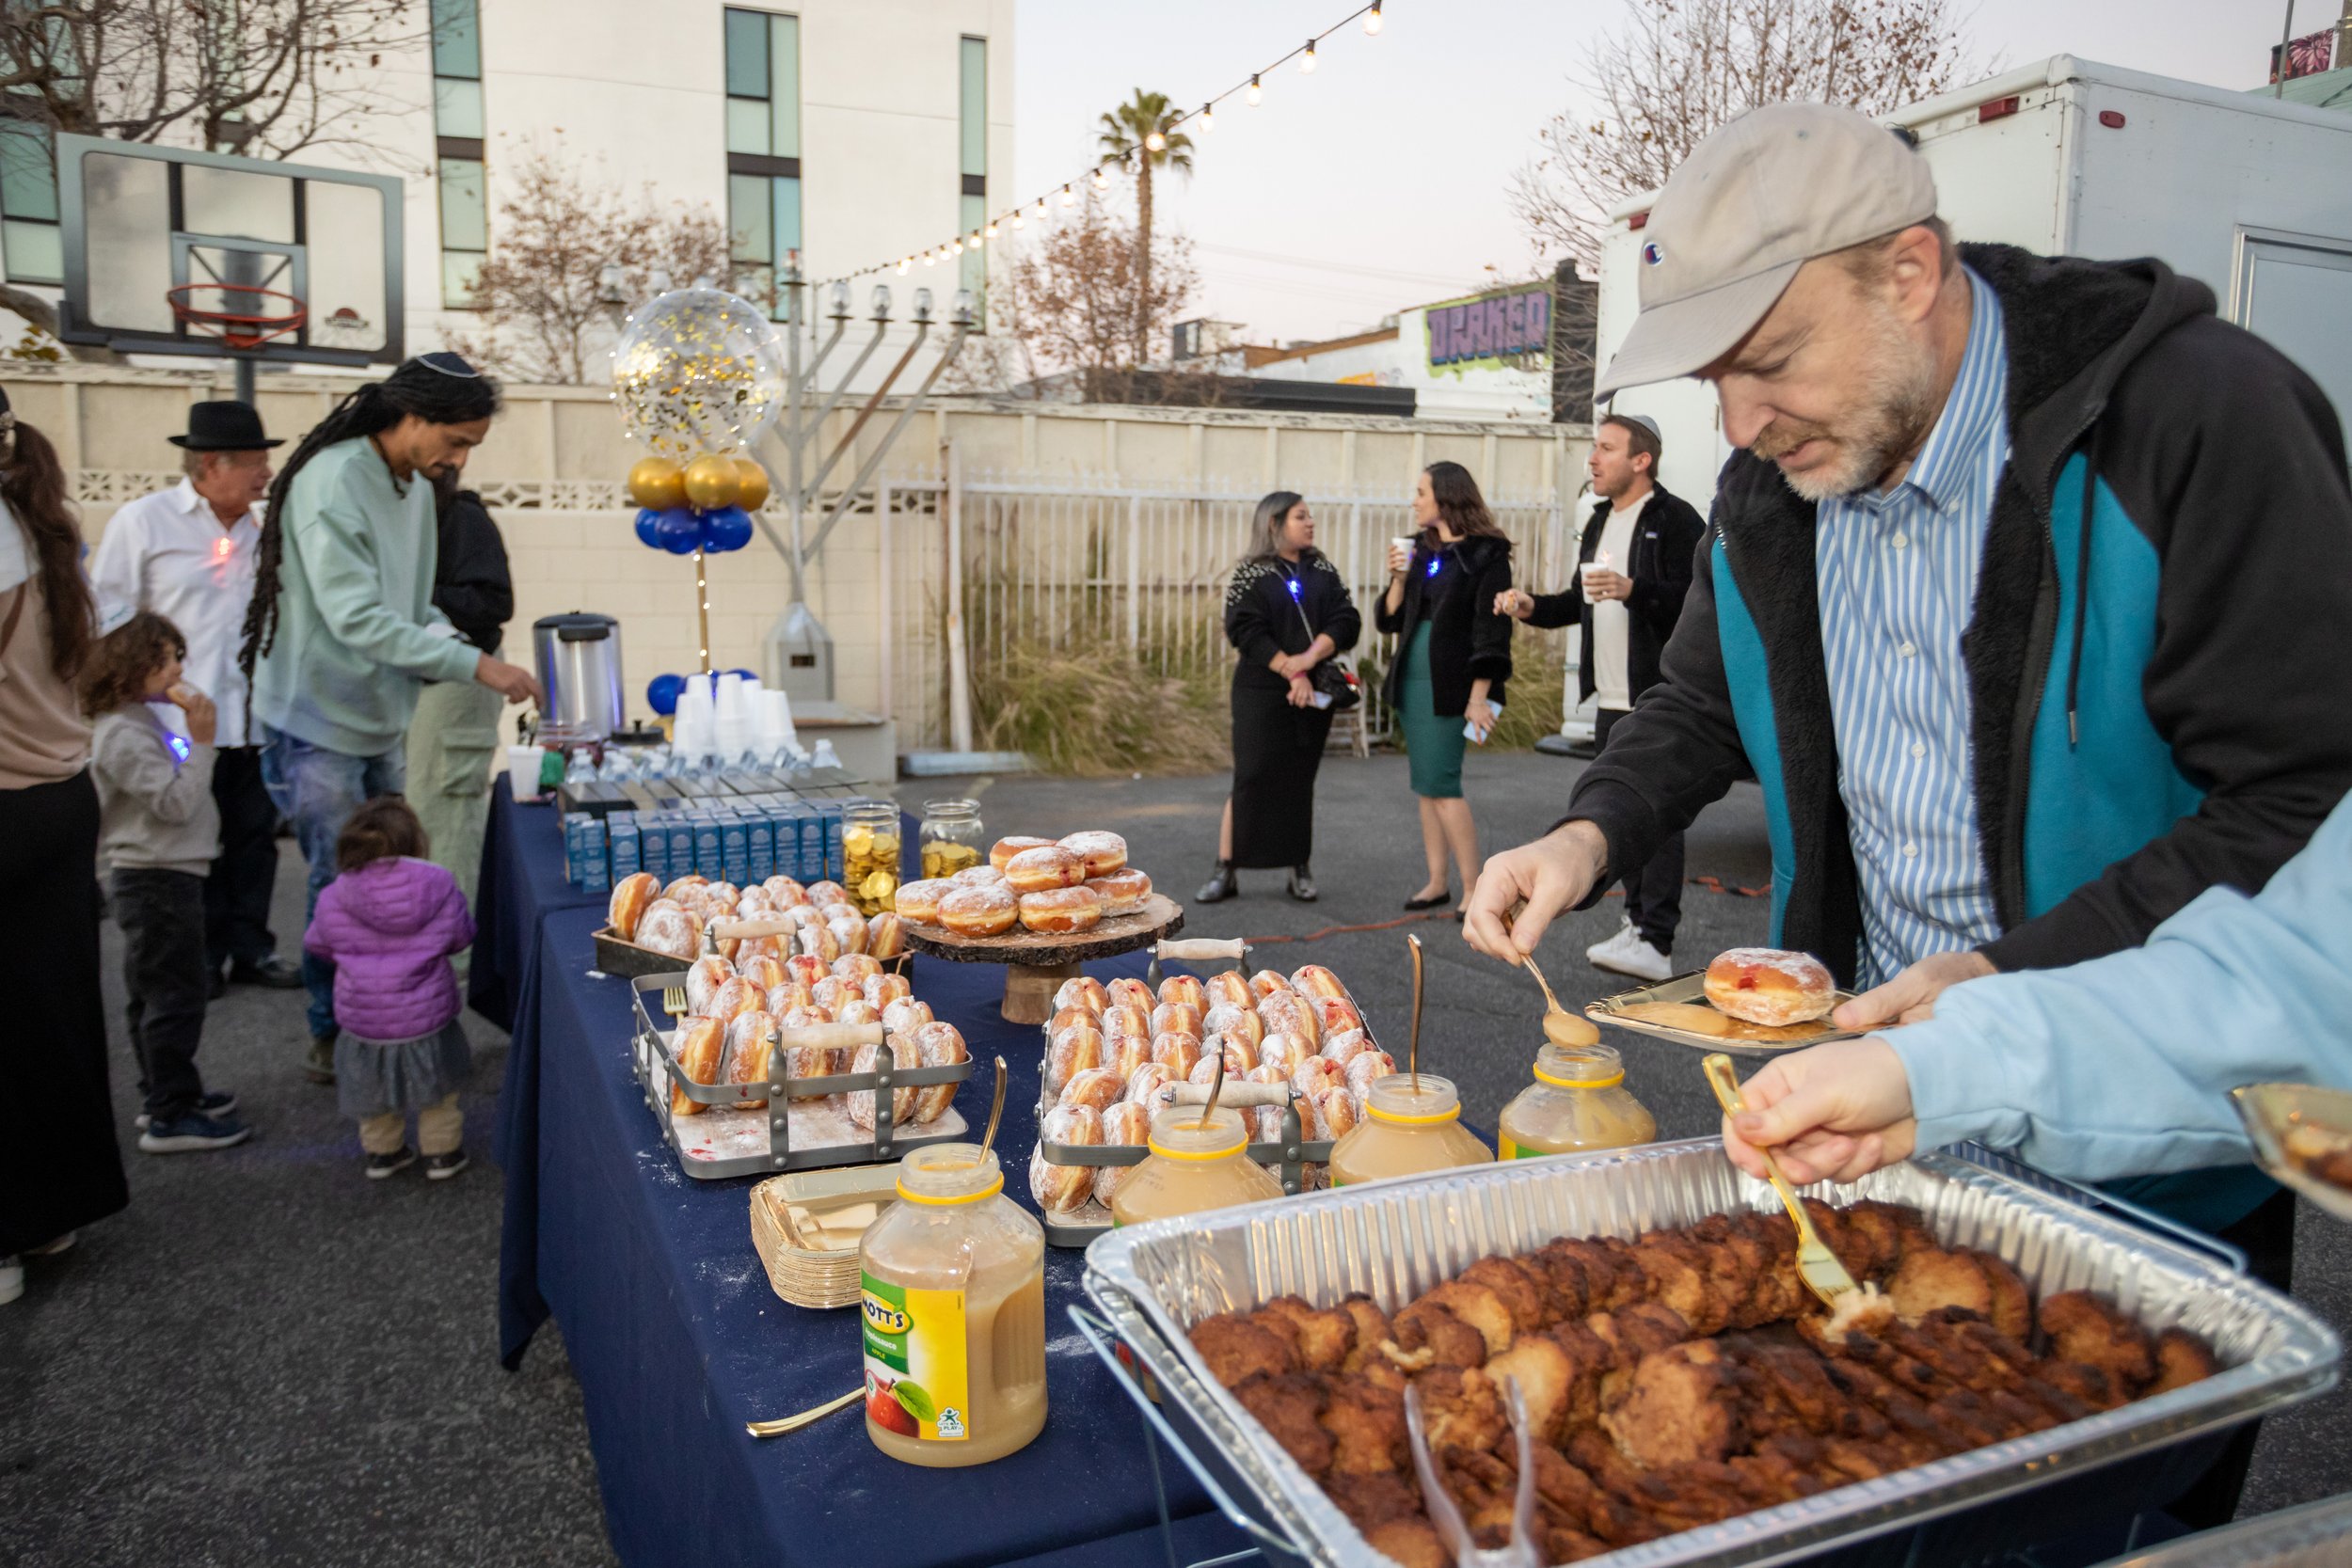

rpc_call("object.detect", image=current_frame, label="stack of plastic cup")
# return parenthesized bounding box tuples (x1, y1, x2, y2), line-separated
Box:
(672, 673, 718, 761)
(714, 672, 758, 762)
(757, 688, 800, 758)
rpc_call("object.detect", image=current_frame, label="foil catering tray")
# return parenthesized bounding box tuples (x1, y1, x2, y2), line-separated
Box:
(2233, 1081, 2352, 1225)
(1082, 1138, 2342, 1568)
(2087, 1489, 2352, 1568)
(1588, 969, 1864, 1053)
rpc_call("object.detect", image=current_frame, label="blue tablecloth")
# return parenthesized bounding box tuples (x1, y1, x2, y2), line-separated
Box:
(469, 777, 602, 1033)
(483, 790, 1238, 1568)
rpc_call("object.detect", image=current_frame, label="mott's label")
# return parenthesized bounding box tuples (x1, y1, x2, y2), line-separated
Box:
(1499, 1134, 1548, 1160)
(862, 1274, 971, 1443)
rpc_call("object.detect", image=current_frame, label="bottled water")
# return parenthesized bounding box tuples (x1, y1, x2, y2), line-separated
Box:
(811, 738, 842, 770)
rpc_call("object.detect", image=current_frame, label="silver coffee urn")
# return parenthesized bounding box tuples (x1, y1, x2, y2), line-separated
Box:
(532, 611, 625, 744)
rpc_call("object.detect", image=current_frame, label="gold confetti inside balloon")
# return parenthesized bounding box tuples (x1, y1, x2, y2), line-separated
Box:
(627, 457, 686, 510)
(610, 285, 787, 463)
(683, 454, 741, 510)
(733, 458, 771, 512)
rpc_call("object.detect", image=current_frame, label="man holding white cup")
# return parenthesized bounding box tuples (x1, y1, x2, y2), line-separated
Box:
(1494, 412, 1704, 979)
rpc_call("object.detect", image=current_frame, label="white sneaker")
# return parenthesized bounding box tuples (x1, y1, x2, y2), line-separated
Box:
(0, 1257, 22, 1306)
(1587, 922, 1675, 983)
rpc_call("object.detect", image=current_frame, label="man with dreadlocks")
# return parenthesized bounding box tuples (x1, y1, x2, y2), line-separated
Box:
(237, 352, 543, 1084)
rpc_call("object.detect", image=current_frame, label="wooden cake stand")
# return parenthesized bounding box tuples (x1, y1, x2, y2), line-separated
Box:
(899, 894, 1185, 1023)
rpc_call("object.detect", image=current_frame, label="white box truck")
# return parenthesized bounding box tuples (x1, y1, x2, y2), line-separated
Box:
(1551, 54, 2352, 743)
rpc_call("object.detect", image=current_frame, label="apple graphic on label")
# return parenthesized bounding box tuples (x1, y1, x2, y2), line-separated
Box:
(866, 1373, 919, 1436)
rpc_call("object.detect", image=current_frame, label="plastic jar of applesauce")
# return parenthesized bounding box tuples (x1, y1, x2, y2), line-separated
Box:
(1109, 1105, 1286, 1227)
(859, 1144, 1046, 1466)
(1327, 1074, 1493, 1187)
(1496, 1042, 1656, 1160)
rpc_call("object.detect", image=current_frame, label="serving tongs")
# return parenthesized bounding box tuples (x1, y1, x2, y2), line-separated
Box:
(1702, 1053, 1861, 1310)
(1405, 1373, 1542, 1568)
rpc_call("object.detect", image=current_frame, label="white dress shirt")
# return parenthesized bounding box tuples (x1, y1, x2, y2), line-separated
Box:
(89, 479, 262, 744)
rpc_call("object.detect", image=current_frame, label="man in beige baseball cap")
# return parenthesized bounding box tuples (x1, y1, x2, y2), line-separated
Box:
(1463, 100, 2352, 1297)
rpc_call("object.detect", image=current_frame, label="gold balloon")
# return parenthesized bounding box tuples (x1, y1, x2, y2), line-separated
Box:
(732, 458, 771, 511)
(683, 454, 740, 510)
(628, 456, 686, 510)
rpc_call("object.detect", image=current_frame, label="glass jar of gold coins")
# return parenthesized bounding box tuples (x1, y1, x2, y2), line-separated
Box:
(918, 799, 986, 881)
(842, 800, 902, 915)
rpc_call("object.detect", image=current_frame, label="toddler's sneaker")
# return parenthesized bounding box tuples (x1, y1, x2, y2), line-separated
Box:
(138, 1112, 254, 1155)
(424, 1149, 470, 1181)
(367, 1146, 418, 1180)
(135, 1091, 238, 1131)
(304, 1037, 338, 1085)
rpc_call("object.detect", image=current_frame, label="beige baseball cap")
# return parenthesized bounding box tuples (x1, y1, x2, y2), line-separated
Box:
(1596, 103, 1938, 399)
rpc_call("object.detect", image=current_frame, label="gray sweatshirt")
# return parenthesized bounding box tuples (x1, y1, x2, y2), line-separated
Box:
(91, 705, 220, 877)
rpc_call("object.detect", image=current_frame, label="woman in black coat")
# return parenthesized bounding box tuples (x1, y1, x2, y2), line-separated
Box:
(1199, 492, 1361, 903)
(1375, 461, 1513, 914)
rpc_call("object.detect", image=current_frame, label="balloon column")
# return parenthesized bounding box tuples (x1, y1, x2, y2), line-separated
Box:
(611, 282, 786, 676)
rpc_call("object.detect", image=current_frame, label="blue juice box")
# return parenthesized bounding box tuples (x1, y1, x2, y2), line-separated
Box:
(609, 815, 641, 880)
(692, 814, 724, 879)
(639, 811, 670, 880)
(746, 813, 774, 884)
(721, 814, 751, 886)
(580, 816, 611, 892)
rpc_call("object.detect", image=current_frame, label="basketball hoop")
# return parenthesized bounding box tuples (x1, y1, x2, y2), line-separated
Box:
(167, 283, 307, 352)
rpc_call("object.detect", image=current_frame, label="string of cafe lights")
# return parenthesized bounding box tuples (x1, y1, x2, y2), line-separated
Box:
(816, 1, 1391, 290)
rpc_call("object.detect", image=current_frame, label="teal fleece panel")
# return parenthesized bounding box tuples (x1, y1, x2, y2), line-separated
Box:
(1711, 543, 1796, 945)
(2024, 453, 2207, 919)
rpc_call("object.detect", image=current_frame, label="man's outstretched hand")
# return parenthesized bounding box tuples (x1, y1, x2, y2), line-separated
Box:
(1462, 820, 1609, 961)
(1830, 949, 1994, 1031)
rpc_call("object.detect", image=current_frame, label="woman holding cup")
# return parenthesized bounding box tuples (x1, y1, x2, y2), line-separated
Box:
(1375, 462, 1514, 915)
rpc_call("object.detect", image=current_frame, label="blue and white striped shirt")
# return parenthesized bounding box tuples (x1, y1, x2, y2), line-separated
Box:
(1817, 267, 2010, 986)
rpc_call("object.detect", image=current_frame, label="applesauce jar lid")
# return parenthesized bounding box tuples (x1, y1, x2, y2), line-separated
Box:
(1534, 1042, 1626, 1090)
(1146, 1104, 1249, 1161)
(896, 1143, 1004, 1205)
(1365, 1074, 1462, 1126)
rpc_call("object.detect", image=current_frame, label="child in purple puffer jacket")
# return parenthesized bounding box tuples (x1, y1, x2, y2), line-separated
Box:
(304, 797, 478, 1180)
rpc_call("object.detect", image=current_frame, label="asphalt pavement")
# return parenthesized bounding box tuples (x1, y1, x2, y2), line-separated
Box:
(0, 747, 2340, 1566)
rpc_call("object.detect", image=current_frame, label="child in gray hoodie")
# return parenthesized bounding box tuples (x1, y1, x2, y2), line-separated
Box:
(84, 610, 250, 1152)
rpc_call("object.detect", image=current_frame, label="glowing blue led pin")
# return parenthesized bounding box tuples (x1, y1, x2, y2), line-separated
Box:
(167, 734, 191, 763)
(1426, 557, 1440, 577)
(1286, 577, 1302, 597)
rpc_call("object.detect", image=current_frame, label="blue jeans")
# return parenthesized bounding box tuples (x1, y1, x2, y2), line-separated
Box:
(261, 727, 406, 1040)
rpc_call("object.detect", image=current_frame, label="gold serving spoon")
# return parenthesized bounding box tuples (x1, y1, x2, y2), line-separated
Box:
(1702, 1053, 1858, 1310)
(1406, 932, 1425, 1093)
(746, 1386, 863, 1438)
(1518, 950, 1599, 1049)
(974, 1054, 1009, 1165)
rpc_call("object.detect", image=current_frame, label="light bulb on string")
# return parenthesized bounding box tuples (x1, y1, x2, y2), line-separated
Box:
(1032, 196, 1047, 220)
(1248, 72, 1262, 105)
(984, 219, 999, 238)
(1144, 130, 1166, 152)
(1090, 163, 1110, 189)
(1301, 38, 1317, 72)
(950, 236, 963, 254)
(897, 258, 910, 275)
(1364, 1, 1383, 34)
(1059, 183, 1075, 207)
(924, 251, 937, 267)
(1011, 209, 1026, 230)
(1200, 102, 1215, 131)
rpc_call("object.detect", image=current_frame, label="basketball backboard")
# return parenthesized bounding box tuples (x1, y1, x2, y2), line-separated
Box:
(54, 134, 404, 366)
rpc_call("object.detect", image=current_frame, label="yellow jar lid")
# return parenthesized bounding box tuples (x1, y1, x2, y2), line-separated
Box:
(1145, 1134, 1247, 1162)
(1534, 1065, 1626, 1090)
(897, 1171, 1004, 1206)
(1366, 1101, 1463, 1127)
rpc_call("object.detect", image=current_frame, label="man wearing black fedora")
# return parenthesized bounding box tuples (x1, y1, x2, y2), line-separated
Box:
(91, 401, 303, 996)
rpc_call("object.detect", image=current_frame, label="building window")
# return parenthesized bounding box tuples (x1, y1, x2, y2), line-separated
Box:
(959, 36, 986, 307)
(432, 0, 487, 308)
(724, 8, 801, 316)
(0, 119, 61, 286)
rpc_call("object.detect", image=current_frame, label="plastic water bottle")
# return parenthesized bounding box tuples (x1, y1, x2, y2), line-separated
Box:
(811, 738, 842, 771)
(564, 750, 596, 784)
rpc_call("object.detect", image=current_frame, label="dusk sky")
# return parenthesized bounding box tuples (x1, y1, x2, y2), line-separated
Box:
(1012, 0, 2332, 345)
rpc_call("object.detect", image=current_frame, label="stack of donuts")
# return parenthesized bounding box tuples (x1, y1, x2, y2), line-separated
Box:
(659, 942, 965, 1131)
(607, 870, 904, 967)
(1028, 963, 1394, 1216)
(895, 832, 1154, 940)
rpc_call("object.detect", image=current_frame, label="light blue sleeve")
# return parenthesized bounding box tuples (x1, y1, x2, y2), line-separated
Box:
(1889, 795, 2352, 1182)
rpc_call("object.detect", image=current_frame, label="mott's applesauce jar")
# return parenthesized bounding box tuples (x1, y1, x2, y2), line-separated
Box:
(918, 798, 986, 881)
(1327, 1074, 1494, 1187)
(1109, 1105, 1285, 1227)
(842, 800, 901, 915)
(1497, 1042, 1657, 1159)
(859, 1145, 1046, 1466)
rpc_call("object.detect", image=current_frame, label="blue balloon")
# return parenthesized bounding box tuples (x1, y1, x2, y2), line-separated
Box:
(655, 506, 701, 555)
(633, 507, 662, 547)
(729, 668, 756, 683)
(646, 673, 685, 716)
(700, 504, 754, 554)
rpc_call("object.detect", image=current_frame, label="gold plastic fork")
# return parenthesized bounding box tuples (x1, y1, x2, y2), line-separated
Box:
(661, 986, 688, 1018)
(745, 1386, 863, 1438)
(1703, 1053, 1859, 1309)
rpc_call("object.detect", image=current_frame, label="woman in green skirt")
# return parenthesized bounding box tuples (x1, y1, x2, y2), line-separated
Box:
(1375, 461, 1514, 915)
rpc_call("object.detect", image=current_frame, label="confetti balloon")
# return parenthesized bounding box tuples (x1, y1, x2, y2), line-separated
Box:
(628, 457, 686, 510)
(733, 458, 771, 511)
(611, 285, 787, 463)
(682, 454, 741, 510)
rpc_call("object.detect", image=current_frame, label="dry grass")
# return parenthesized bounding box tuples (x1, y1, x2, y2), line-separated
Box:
(971, 637, 1231, 777)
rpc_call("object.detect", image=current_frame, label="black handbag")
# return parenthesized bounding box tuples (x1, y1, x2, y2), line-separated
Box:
(1282, 565, 1360, 712)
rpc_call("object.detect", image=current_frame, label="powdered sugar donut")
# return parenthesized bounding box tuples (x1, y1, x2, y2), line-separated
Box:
(1705, 947, 1836, 1026)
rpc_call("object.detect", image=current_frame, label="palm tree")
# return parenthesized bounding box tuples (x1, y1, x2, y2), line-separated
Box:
(1096, 88, 1195, 361)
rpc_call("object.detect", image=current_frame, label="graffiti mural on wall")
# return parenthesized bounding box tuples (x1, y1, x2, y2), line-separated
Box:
(1425, 283, 1552, 374)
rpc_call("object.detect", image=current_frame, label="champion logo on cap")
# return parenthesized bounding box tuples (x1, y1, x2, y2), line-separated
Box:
(1641, 241, 1666, 266)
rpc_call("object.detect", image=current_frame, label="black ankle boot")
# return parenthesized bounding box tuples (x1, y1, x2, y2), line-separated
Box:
(1196, 862, 1239, 903)
(1287, 863, 1318, 902)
